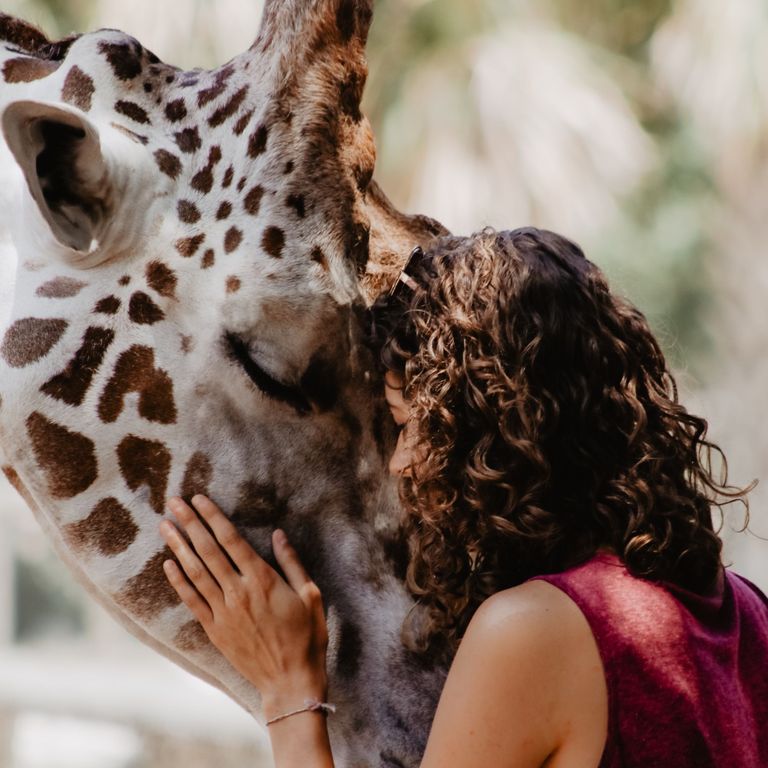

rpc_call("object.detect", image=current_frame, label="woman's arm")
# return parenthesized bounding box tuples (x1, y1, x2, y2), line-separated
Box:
(419, 580, 608, 768)
(160, 495, 335, 768)
(160, 496, 606, 768)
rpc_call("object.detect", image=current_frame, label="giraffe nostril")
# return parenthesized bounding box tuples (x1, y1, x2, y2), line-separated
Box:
(224, 331, 312, 416)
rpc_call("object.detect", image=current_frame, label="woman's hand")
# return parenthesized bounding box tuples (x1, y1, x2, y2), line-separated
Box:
(159, 495, 329, 719)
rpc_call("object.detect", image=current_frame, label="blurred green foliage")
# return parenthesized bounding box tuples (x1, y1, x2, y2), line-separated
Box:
(552, 0, 672, 55)
(365, 0, 716, 374)
(13, 0, 92, 37)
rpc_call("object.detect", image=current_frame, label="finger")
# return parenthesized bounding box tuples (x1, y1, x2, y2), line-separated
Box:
(272, 529, 317, 598)
(160, 519, 223, 607)
(190, 494, 270, 578)
(168, 497, 242, 588)
(162, 559, 213, 625)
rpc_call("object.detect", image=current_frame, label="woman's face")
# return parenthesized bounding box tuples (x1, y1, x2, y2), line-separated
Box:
(384, 370, 421, 476)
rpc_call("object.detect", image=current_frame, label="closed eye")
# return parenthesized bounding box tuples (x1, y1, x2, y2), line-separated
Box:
(224, 332, 311, 415)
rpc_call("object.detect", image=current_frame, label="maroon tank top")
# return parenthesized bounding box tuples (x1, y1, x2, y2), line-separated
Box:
(530, 553, 768, 768)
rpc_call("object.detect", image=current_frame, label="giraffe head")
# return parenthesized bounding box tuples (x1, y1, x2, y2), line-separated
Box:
(0, 4, 448, 763)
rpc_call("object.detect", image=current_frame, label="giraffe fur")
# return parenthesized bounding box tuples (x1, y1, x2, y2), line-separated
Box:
(0, 4, 449, 766)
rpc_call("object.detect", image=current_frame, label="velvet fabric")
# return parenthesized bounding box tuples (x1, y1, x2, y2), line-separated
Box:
(531, 553, 768, 767)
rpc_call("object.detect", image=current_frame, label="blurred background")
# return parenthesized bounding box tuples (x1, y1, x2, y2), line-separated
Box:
(1, 0, 766, 765)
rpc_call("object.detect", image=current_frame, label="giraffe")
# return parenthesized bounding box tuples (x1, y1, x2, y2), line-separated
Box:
(0, 3, 451, 766)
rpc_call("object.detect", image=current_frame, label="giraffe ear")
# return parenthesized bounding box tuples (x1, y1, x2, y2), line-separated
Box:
(2, 100, 110, 253)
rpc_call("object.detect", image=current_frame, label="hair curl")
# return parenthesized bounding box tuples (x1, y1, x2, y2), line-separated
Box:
(370, 227, 753, 662)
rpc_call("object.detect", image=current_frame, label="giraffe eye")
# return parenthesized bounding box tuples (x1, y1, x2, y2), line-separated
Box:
(224, 332, 311, 415)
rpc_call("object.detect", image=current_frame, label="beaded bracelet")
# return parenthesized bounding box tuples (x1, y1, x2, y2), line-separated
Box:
(266, 698, 337, 726)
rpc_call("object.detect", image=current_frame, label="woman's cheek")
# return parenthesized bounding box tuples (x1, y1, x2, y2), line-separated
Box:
(389, 424, 426, 476)
(389, 429, 413, 476)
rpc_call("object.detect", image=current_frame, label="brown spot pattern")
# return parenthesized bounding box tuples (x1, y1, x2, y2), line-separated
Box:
(191, 167, 213, 194)
(40, 326, 115, 406)
(118, 548, 181, 618)
(248, 125, 268, 158)
(222, 166, 234, 188)
(174, 127, 202, 154)
(180, 452, 213, 501)
(98, 41, 142, 81)
(233, 110, 254, 136)
(99, 345, 177, 425)
(201, 250, 215, 269)
(128, 292, 165, 325)
(154, 149, 182, 179)
(66, 497, 139, 556)
(27, 412, 97, 499)
(146, 261, 177, 298)
(94, 296, 121, 314)
(117, 435, 172, 515)
(311, 246, 328, 270)
(1, 318, 68, 368)
(174, 620, 210, 652)
(197, 81, 227, 108)
(2, 56, 57, 83)
(115, 100, 151, 125)
(224, 227, 243, 254)
(244, 185, 264, 216)
(36, 277, 88, 298)
(61, 66, 95, 110)
(164, 99, 187, 122)
(177, 200, 201, 224)
(262, 227, 285, 259)
(339, 72, 364, 122)
(175, 234, 205, 258)
(287, 194, 306, 218)
(338, 619, 363, 678)
(209, 85, 249, 128)
(191, 147, 220, 193)
(231, 480, 287, 526)
(118, 275, 131, 286)
(226, 276, 241, 293)
(216, 202, 232, 220)
(336, 0, 366, 42)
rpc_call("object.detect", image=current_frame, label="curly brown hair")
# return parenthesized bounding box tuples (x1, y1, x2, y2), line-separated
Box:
(370, 227, 753, 661)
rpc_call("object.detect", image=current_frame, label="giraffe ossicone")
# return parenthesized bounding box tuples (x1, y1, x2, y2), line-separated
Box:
(0, 3, 449, 765)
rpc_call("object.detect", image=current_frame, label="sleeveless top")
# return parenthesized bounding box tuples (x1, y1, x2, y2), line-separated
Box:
(529, 554, 768, 768)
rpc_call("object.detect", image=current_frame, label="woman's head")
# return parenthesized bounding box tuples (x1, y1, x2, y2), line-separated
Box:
(370, 227, 750, 660)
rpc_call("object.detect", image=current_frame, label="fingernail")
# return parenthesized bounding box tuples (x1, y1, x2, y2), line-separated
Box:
(274, 528, 287, 546)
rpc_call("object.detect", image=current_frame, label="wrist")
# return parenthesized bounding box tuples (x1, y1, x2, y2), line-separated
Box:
(261, 674, 329, 722)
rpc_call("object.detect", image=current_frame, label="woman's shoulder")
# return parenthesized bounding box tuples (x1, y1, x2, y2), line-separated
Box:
(436, 580, 608, 766)
(469, 578, 600, 659)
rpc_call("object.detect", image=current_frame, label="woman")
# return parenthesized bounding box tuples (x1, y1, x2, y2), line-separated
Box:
(159, 228, 768, 767)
